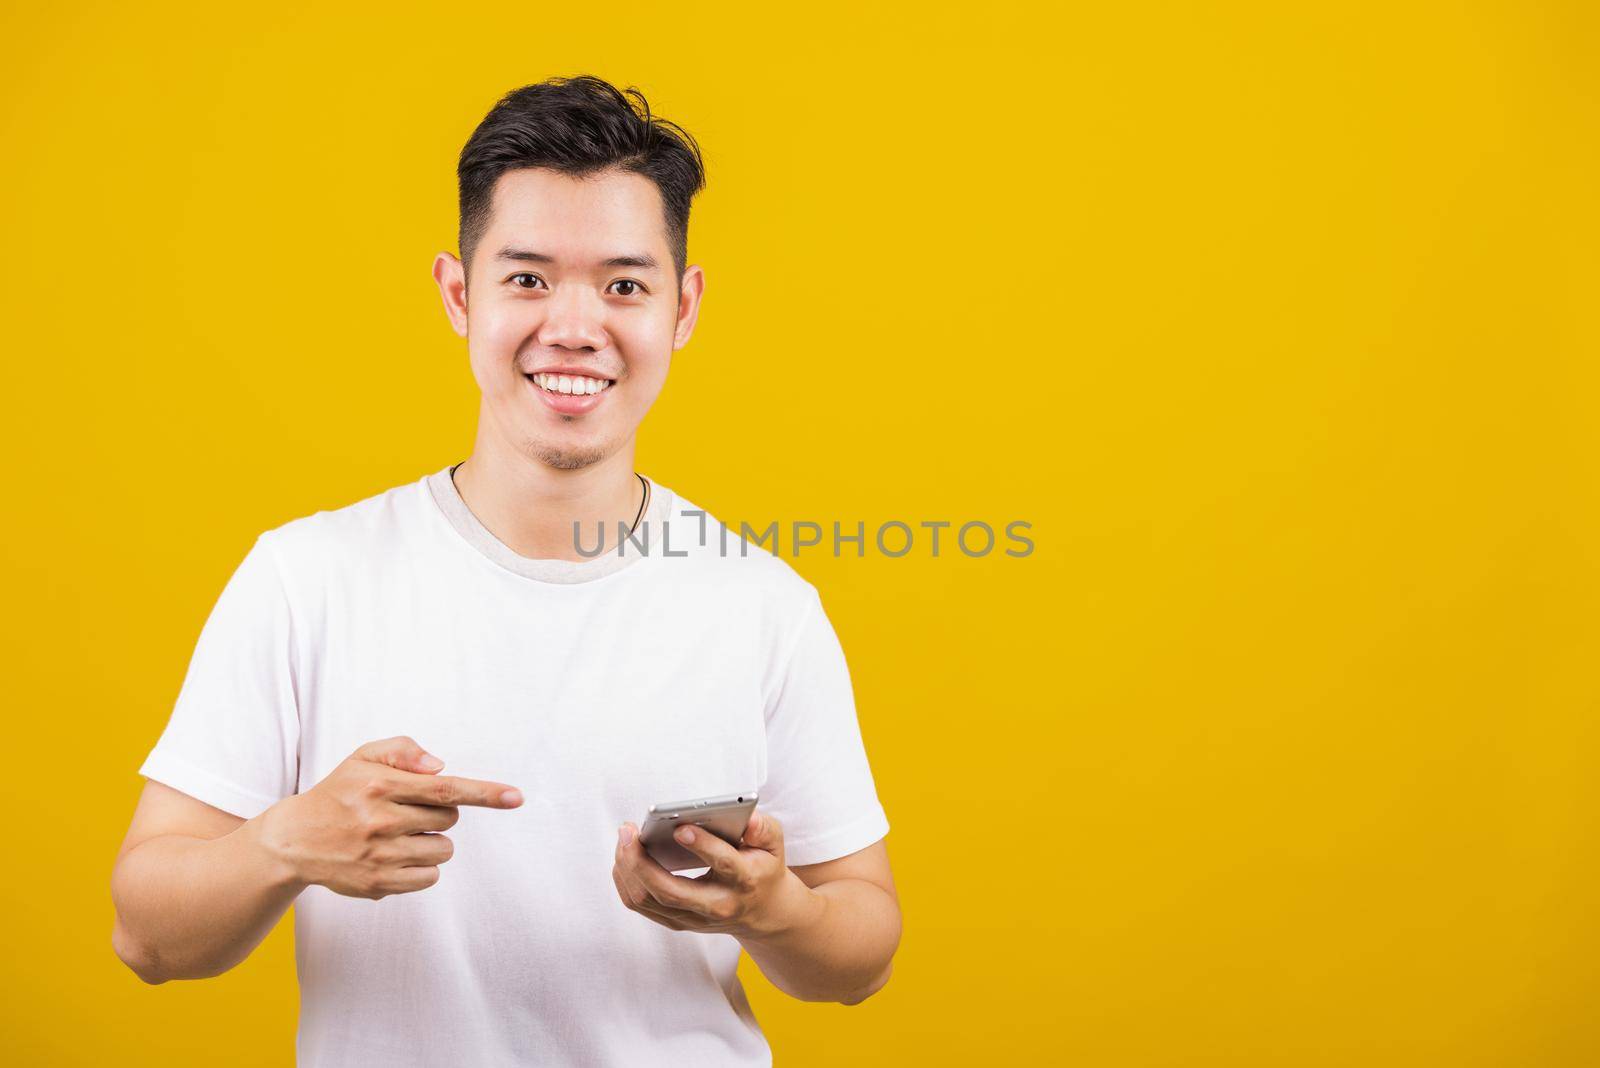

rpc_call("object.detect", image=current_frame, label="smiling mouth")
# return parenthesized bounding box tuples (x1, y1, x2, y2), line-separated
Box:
(525, 372, 615, 396)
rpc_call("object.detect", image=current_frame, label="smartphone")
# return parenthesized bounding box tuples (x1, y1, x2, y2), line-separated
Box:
(637, 791, 759, 872)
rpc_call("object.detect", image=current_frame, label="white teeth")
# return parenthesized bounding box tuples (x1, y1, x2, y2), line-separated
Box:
(532, 373, 611, 395)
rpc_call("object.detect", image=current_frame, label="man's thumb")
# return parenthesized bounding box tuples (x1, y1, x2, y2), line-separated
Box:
(354, 735, 444, 773)
(744, 810, 780, 852)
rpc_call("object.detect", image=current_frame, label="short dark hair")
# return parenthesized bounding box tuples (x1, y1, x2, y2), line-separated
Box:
(456, 75, 707, 283)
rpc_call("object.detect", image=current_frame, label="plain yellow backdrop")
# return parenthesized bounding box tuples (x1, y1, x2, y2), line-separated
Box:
(2, 1, 1596, 1064)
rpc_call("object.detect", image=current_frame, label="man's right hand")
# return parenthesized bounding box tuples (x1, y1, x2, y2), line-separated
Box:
(257, 735, 524, 900)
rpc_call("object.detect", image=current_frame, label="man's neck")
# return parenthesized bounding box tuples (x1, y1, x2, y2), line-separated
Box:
(452, 441, 646, 563)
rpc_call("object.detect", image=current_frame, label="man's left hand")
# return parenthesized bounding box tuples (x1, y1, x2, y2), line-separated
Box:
(612, 809, 819, 939)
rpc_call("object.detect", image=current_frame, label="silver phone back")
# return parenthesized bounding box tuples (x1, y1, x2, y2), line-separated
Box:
(638, 792, 759, 872)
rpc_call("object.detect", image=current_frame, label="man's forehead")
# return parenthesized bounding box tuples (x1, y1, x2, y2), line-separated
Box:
(485, 167, 670, 264)
(492, 245, 663, 271)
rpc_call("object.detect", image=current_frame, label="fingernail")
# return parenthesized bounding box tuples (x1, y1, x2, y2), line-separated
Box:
(676, 826, 694, 844)
(418, 754, 444, 771)
(501, 789, 523, 806)
(619, 823, 635, 845)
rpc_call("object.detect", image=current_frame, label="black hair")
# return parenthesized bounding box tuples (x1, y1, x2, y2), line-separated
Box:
(456, 75, 707, 283)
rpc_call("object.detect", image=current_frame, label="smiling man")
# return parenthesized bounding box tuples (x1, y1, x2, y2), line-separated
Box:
(110, 76, 900, 1065)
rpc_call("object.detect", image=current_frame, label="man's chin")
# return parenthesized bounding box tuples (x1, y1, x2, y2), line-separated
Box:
(528, 438, 608, 471)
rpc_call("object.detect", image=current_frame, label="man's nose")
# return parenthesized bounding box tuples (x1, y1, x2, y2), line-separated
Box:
(537, 284, 607, 352)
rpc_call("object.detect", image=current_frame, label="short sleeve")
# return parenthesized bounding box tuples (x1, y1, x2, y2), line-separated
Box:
(138, 532, 301, 819)
(759, 588, 891, 867)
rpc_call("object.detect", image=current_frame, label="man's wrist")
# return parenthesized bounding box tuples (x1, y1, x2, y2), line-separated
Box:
(740, 869, 826, 945)
(248, 799, 311, 894)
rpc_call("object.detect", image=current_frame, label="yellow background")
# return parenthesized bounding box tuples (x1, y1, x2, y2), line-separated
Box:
(3, 1, 1596, 1064)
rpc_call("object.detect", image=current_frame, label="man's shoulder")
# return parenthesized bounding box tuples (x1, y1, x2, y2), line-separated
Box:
(253, 469, 428, 570)
(657, 486, 821, 610)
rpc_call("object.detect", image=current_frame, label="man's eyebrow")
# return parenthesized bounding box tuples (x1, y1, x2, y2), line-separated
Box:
(494, 247, 662, 270)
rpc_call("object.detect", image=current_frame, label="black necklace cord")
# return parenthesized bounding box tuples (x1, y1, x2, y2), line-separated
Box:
(629, 472, 650, 536)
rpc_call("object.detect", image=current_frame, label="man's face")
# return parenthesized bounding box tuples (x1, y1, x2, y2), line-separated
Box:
(434, 166, 703, 471)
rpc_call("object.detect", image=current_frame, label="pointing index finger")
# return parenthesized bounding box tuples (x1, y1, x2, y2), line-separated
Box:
(388, 771, 524, 809)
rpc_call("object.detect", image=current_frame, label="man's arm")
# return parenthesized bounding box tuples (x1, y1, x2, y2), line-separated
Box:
(110, 780, 302, 984)
(112, 735, 524, 984)
(741, 837, 900, 1004)
(613, 810, 901, 1004)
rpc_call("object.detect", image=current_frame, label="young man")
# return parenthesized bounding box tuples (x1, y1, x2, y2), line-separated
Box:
(110, 76, 900, 1066)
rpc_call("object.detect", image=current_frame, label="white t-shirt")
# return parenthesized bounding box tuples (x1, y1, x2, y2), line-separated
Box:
(138, 463, 891, 1067)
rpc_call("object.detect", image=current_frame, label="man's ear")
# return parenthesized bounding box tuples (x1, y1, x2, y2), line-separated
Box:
(433, 251, 469, 338)
(672, 264, 705, 350)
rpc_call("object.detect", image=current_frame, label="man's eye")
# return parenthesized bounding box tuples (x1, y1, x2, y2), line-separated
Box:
(608, 280, 644, 297)
(508, 273, 546, 289)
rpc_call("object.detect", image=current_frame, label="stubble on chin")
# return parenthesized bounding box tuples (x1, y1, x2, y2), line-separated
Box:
(525, 435, 607, 471)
